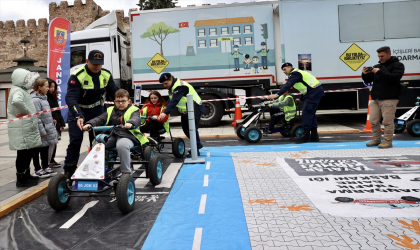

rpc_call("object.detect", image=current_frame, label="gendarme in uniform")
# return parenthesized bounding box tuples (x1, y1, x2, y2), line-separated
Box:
(158, 73, 205, 156)
(64, 50, 118, 177)
(274, 63, 324, 142)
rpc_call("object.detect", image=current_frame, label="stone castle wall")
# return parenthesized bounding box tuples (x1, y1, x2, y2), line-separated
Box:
(0, 0, 130, 70)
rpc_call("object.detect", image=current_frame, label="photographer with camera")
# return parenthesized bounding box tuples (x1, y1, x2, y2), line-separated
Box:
(362, 46, 405, 149)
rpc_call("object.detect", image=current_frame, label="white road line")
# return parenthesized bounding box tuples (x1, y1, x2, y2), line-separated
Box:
(203, 175, 208, 187)
(206, 161, 211, 170)
(207, 152, 210, 157)
(320, 136, 333, 138)
(198, 194, 207, 214)
(60, 201, 98, 229)
(192, 228, 203, 250)
(134, 171, 148, 188)
(155, 163, 183, 188)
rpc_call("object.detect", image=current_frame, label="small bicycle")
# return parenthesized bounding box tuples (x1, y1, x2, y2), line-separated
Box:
(47, 124, 163, 214)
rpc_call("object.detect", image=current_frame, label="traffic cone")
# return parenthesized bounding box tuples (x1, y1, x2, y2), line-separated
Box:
(231, 96, 242, 127)
(363, 94, 372, 133)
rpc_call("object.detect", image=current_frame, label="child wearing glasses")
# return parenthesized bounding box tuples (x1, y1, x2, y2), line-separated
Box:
(82, 89, 149, 174)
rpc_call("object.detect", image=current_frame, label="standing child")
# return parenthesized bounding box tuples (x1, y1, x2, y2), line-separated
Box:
(7, 69, 42, 187)
(31, 78, 58, 178)
(140, 90, 169, 142)
(47, 78, 65, 167)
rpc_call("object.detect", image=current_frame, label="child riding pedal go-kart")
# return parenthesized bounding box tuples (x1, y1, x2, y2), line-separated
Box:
(47, 89, 162, 214)
(236, 91, 304, 143)
(140, 90, 185, 158)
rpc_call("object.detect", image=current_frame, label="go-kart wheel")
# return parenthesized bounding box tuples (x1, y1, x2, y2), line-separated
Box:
(148, 155, 163, 185)
(335, 197, 354, 203)
(116, 174, 136, 213)
(172, 138, 185, 158)
(291, 124, 305, 138)
(407, 119, 420, 137)
(394, 119, 406, 133)
(143, 146, 154, 161)
(47, 174, 71, 211)
(280, 129, 292, 137)
(236, 125, 245, 139)
(244, 127, 262, 143)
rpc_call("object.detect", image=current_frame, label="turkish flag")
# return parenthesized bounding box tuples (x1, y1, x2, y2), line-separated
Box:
(179, 22, 189, 28)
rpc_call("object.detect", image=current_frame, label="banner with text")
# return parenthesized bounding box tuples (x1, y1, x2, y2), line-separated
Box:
(47, 18, 71, 121)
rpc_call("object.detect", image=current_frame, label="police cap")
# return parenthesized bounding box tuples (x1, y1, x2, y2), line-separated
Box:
(88, 50, 104, 65)
(159, 72, 172, 83)
(281, 62, 293, 69)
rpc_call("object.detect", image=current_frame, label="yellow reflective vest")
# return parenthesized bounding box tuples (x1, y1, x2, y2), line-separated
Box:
(105, 106, 149, 145)
(278, 94, 296, 121)
(289, 68, 321, 95)
(141, 106, 170, 134)
(72, 66, 111, 90)
(168, 79, 202, 113)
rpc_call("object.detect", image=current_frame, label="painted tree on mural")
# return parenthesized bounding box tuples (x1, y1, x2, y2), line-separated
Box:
(140, 22, 180, 57)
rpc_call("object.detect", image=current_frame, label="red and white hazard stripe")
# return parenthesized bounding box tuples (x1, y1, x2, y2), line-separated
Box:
(0, 105, 68, 126)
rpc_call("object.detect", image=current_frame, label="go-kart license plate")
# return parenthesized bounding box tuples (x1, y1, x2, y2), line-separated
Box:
(75, 181, 98, 191)
(397, 120, 405, 125)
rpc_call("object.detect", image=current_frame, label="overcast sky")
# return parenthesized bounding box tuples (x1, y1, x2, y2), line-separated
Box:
(0, 0, 273, 23)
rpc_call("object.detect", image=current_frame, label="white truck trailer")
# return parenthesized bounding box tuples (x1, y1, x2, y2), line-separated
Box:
(70, 0, 420, 127)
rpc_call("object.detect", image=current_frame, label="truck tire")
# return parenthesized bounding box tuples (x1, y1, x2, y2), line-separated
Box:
(394, 119, 406, 133)
(407, 119, 420, 137)
(199, 94, 224, 127)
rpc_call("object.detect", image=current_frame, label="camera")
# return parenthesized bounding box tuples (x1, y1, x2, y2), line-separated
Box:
(367, 67, 373, 72)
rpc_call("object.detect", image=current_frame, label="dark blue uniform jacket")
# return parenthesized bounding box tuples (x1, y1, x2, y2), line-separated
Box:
(276, 69, 325, 101)
(65, 65, 118, 120)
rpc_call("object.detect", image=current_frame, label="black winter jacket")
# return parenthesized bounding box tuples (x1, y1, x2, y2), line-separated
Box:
(85, 104, 141, 144)
(47, 94, 65, 133)
(362, 56, 404, 100)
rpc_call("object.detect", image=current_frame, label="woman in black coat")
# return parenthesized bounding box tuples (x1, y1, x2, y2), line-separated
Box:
(46, 78, 65, 167)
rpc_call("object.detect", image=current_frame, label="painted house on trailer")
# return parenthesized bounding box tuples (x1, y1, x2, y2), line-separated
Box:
(194, 17, 255, 54)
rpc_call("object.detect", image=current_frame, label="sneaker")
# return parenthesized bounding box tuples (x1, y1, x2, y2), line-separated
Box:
(366, 140, 381, 147)
(378, 141, 392, 149)
(43, 167, 57, 177)
(33, 169, 50, 178)
(49, 162, 61, 168)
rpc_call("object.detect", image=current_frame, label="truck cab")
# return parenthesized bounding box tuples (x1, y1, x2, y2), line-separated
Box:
(70, 10, 130, 89)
